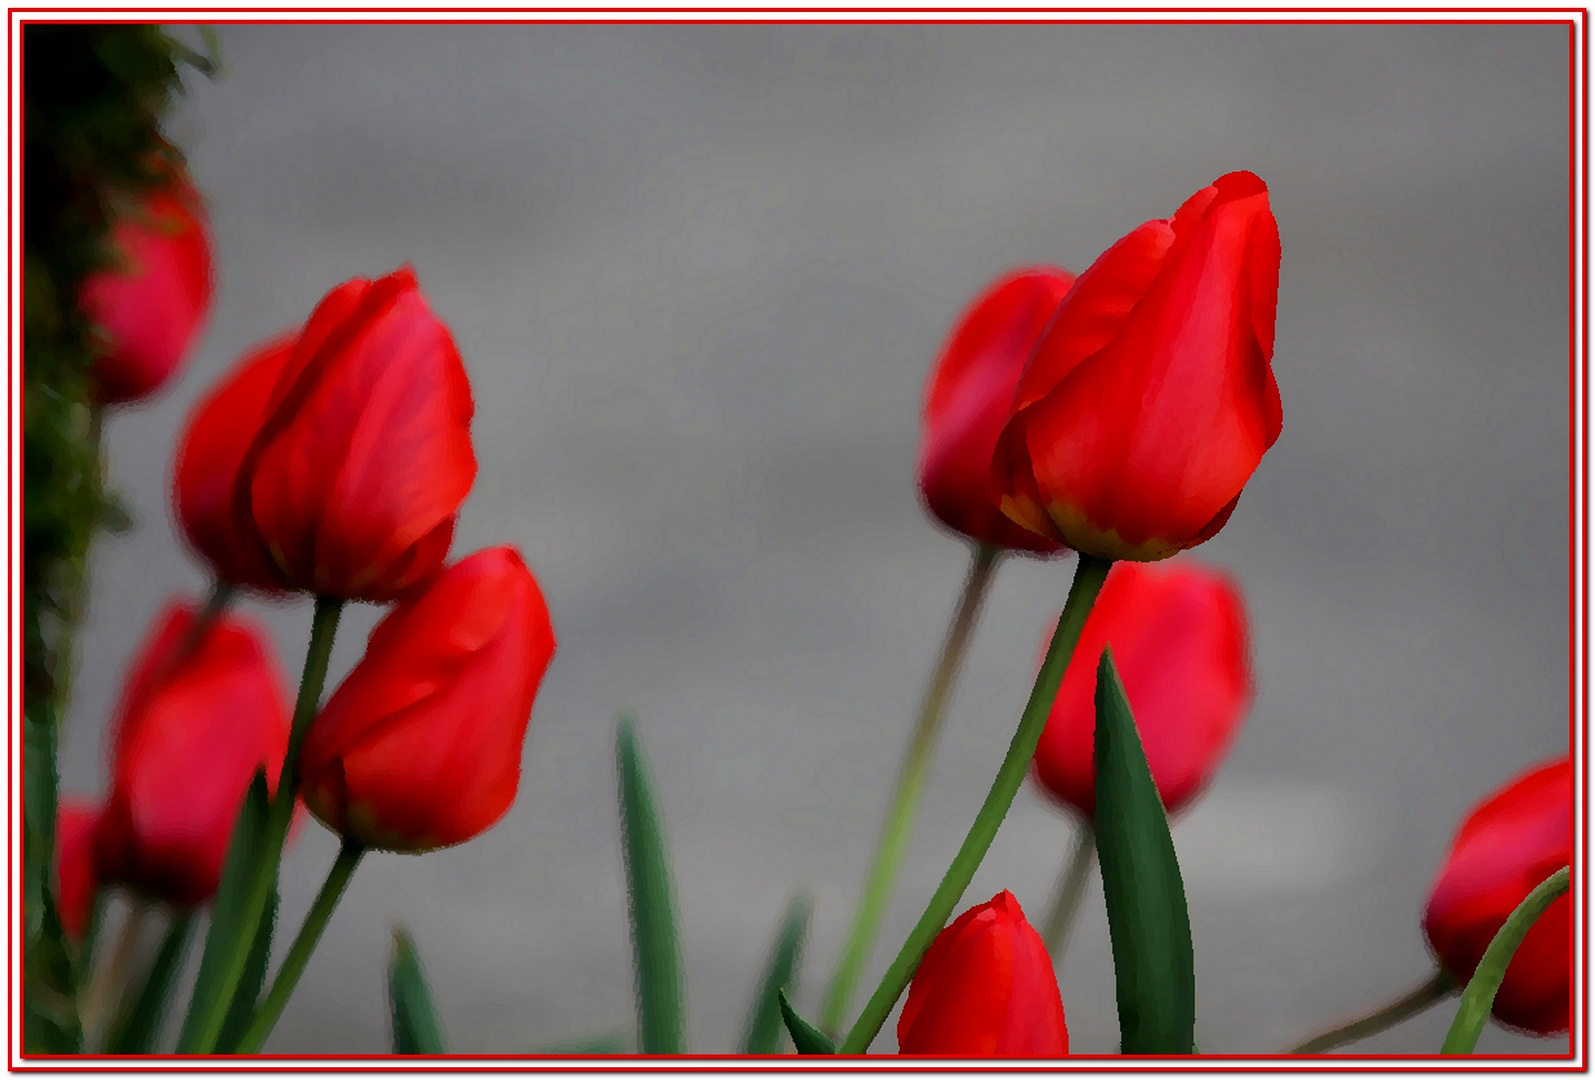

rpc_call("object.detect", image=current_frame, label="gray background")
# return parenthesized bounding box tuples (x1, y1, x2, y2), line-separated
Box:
(59, 23, 1572, 1057)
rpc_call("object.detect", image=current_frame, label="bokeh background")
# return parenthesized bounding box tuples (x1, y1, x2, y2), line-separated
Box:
(58, 21, 1572, 1056)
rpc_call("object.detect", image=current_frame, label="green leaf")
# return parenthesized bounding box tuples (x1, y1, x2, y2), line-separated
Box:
(103, 913, 197, 1054)
(23, 890, 83, 1054)
(1441, 865, 1571, 1054)
(532, 1032, 629, 1055)
(777, 990, 835, 1054)
(389, 927, 447, 1055)
(1093, 648, 1195, 1055)
(214, 888, 278, 1053)
(740, 894, 811, 1054)
(176, 771, 272, 1053)
(616, 714, 686, 1054)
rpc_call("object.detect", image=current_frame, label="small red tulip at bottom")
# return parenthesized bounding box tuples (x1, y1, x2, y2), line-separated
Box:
(54, 802, 102, 942)
(1423, 758, 1571, 1036)
(898, 890, 1069, 1056)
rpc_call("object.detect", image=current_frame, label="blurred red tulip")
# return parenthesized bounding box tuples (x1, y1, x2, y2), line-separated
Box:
(299, 546, 555, 852)
(918, 269, 1074, 553)
(994, 171, 1282, 561)
(898, 890, 1068, 1056)
(172, 332, 298, 591)
(54, 802, 101, 941)
(239, 267, 476, 601)
(1032, 560, 1251, 818)
(1423, 758, 1571, 1036)
(95, 602, 291, 907)
(81, 178, 214, 405)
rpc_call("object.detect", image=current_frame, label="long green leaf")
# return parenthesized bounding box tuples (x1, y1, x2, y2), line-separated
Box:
(214, 888, 278, 1053)
(103, 913, 197, 1054)
(777, 990, 835, 1054)
(616, 715, 686, 1054)
(389, 927, 447, 1055)
(1441, 865, 1571, 1054)
(176, 771, 271, 1052)
(740, 894, 811, 1054)
(1093, 648, 1195, 1055)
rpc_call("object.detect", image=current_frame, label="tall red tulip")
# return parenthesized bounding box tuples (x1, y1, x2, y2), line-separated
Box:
(1423, 758, 1571, 1035)
(235, 267, 476, 601)
(918, 269, 1074, 553)
(54, 802, 101, 941)
(898, 890, 1068, 1056)
(81, 177, 214, 404)
(1032, 560, 1251, 818)
(298, 546, 555, 853)
(94, 602, 291, 907)
(993, 171, 1282, 561)
(172, 332, 297, 591)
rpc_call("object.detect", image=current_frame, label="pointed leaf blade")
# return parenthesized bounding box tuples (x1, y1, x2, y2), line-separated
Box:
(777, 989, 835, 1054)
(389, 926, 447, 1055)
(740, 894, 811, 1054)
(1093, 649, 1195, 1055)
(214, 888, 278, 1053)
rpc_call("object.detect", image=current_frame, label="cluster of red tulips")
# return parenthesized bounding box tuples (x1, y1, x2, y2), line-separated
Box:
(46, 158, 1570, 1058)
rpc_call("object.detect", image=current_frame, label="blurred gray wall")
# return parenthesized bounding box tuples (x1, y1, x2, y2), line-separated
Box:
(60, 23, 1571, 1056)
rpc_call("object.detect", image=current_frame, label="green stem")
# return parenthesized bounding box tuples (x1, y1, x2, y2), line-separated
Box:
(233, 841, 365, 1054)
(837, 553, 1112, 1055)
(1291, 970, 1456, 1054)
(180, 595, 342, 1055)
(1039, 822, 1095, 964)
(817, 543, 1001, 1035)
(1441, 865, 1571, 1055)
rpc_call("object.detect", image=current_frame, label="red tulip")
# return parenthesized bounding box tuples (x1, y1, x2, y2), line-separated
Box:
(95, 602, 292, 907)
(298, 546, 555, 852)
(1031, 560, 1251, 818)
(993, 171, 1282, 561)
(918, 269, 1074, 553)
(898, 890, 1068, 1056)
(54, 802, 101, 941)
(1423, 758, 1571, 1035)
(81, 178, 214, 405)
(172, 333, 298, 591)
(237, 267, 476, 601)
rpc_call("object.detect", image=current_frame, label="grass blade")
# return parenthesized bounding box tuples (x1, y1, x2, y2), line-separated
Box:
(1093, 648, 1195, 1055)
(389, 926, 447, 1055)
(740, 894, 811, 1054)
(214, 888, 278, 1053)
(617, 714, 686, 1054)
(103, 912, 197, 1054)
(777, 990, 835, 1054)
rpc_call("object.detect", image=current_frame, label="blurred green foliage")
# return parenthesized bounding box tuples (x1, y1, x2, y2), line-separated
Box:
(22, 24, 198, 1053)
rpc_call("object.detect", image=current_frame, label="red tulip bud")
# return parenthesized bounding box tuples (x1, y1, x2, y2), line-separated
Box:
(898, 890, 1068, 1056)
(1032, 560, 1252, 818)
(95, 602, 291, 907)
(918, 269, 1074, 553)
(994, 171, 1282, 560)
(298, 546, 556, 853)
(54, 802, 102, 941)
(81, 177, 214, 405)
(172, 333, 298, 591)
(236, 267, 477, 601)
(1423, 758, 1571, 1036)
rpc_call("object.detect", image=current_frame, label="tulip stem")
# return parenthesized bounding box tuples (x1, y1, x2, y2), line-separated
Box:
(1290, 970, 1457, 1054)
(817, 543, 1002, 1036)
(837, 553, 1112, 1055)
(1039, 821, 1095, 965)
(233, 840, 365, 1054)
(281, 595, 344, 794)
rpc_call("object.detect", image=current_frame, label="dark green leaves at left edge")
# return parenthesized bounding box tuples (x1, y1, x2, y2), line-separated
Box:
(1441, 865, 1571, 1054)
(778, 990, 836, 1054)
(1093, 648, 1196, 1056)
(616, 714, 686, 1054)
(740, 894, 811, 1054)
(390, 927, 448, 1055)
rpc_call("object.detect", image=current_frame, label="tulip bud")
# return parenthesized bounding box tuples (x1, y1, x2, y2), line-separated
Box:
(298, 546, 556, 853)
(54, 802, 102, 941)
(172, 333, 298, 591)
(95, 602, 292, 907)
(994, 171, 1283, 561)
(81, 177, 214, 405)
(1032, 561, 1251, 818)
(898, 890, 1068, 1056)
(918, 269, 1074, 553)
(238, 267, 477, 601)
(1423, 759, 1571, 1036)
